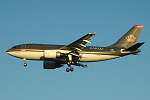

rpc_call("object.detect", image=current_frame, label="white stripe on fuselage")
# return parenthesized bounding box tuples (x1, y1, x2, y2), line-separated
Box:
(7, 51, 43, 60)
(7, 50, 122, 62)
(79, 53, 121, 62)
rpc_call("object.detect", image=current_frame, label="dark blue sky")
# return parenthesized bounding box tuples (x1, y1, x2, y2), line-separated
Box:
(0, 0, 150, 100)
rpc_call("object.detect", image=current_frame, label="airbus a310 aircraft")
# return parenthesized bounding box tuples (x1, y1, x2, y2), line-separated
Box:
(6, 25, 144, 72)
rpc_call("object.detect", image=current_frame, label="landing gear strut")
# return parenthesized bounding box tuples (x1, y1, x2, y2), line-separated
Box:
(23, 58, 27, 67)
(66, 54, 74, 72)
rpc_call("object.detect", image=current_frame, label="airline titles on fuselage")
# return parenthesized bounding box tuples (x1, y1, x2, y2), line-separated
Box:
(90, 47, 104, 50)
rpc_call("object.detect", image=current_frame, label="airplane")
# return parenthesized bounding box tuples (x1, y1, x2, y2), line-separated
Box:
(6, 25, 144, 72)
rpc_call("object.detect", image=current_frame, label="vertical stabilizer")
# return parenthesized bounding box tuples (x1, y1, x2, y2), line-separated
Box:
(109, 25, 144, 48)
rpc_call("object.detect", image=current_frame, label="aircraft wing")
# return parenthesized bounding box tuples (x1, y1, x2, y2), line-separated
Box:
(60, 32, 95, 51)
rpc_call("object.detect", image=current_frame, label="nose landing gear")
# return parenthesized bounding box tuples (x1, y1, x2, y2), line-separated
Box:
(24, 63, 27, 67)
(23, 58, 27, 67)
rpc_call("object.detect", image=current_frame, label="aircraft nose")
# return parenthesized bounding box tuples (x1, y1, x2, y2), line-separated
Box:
(6, 49, 9, 53)
(6, 49, 11, 55)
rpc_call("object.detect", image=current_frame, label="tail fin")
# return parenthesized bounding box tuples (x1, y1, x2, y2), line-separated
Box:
(109, 25, 144, 48)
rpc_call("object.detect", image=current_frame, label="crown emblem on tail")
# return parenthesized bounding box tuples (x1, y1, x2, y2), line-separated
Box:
(126, 35, 136, 42)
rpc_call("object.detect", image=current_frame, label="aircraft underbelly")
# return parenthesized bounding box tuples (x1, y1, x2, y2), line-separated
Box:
(80, 54, 120, 62)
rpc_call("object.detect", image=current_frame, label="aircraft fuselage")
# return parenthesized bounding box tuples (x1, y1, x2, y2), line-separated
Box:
(6, 44, 128, 62)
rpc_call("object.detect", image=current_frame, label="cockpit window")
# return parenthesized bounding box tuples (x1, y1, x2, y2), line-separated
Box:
(12, 46, 17, 49)
(11, 45, 21, 49)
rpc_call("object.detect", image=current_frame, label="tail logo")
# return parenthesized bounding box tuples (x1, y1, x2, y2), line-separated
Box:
(126, 35, 136, 42)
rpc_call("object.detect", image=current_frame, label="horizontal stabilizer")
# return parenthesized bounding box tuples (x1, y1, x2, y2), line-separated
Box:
(123, 42, 144, 51)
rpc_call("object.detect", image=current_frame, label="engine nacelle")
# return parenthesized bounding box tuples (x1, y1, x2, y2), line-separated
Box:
(44, 50, 61, 58)
(43, 61, 63, 69)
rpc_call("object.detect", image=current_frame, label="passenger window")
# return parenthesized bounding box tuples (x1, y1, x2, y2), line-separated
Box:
(21, 45, 26, 49)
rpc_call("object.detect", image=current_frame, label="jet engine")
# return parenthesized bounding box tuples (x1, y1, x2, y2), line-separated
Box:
(44, 50, 61, 58)
(43, 61, 63, 69)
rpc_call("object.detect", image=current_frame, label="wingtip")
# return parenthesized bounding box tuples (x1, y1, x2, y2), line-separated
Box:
(133, 25, 144, 28)
(89, 32, 96, 36)
(92, 32, 96, 36)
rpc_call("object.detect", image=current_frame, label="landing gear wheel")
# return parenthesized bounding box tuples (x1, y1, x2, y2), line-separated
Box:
(67, 62, 70, 65)
(24, 63, 27, 67)
(70, 67, 74, 72)
(66, 68, 70, 72)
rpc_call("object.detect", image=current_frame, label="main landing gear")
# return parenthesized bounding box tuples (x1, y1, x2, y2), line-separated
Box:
(66, 62, 74, 72)
(66, 62, 89, 72)
(23, 58, 27, 67)
(66, 67, 74, 72)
